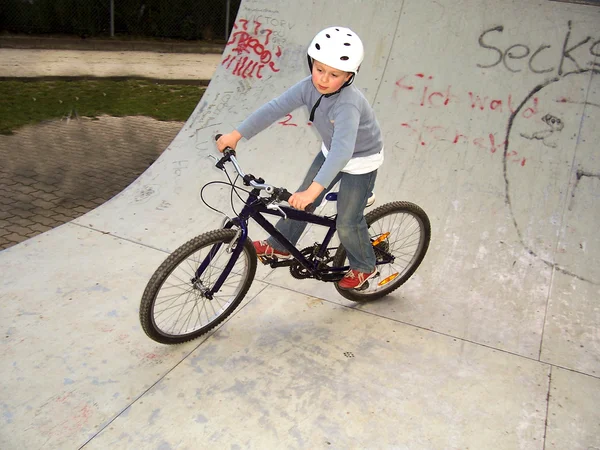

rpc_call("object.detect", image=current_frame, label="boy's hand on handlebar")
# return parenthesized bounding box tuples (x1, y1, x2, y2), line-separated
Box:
(216, 131, 242, 152)
(289, 182, 323, 211)
(289, 191, 316, 210)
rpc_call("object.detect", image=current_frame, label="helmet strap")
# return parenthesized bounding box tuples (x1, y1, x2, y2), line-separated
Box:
(309, 88, 344, 122)
(307, 57, 356, 122)
(307, 55, 314, 73)
(345, 73, 355, 86)
(309, 93, 326, 122)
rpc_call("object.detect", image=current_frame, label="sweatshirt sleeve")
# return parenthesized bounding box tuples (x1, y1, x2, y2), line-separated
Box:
(313, 103, 360, 187)
(237, 78, 307, 140)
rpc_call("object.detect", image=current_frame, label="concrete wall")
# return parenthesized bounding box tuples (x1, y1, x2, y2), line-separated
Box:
(80, 0, 599, 368)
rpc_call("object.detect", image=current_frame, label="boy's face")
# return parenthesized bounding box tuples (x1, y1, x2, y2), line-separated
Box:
(311, 60, 352, 95)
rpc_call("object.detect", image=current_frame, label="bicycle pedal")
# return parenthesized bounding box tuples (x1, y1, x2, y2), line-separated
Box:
(257, 255, 273, 265)
(354, 281, 370, 291)
(258, 255, 291, 266)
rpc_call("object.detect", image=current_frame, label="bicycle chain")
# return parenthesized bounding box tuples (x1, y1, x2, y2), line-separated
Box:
(289, 245, 334, 279)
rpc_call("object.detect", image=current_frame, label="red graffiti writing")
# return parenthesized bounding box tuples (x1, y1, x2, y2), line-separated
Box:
(468, 92, 538, 117)
(400, 119, 525, 165)
(395, 73, 539, 119)
(278, 114, 298, 127)
(222, 19, 282, 79)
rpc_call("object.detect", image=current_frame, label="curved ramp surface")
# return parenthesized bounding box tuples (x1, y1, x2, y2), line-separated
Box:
(1, 0, 599, 448)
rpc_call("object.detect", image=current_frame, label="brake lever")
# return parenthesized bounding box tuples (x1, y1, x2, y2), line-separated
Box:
(215, 153, 229, 170)
(267, 203, 287, 220)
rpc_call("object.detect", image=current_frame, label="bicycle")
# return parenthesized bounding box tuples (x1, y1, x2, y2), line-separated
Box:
(139, 136, 431, 344)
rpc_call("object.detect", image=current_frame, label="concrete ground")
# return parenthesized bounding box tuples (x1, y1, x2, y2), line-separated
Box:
(1, 0, 599, 448)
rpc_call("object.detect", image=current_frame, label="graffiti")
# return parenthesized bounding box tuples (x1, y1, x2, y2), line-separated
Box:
(222, 19, 283, 79)
(477, 21, 600, 76)
(172, 160, 188, 177)
(398, 119, 526, 164)
(474, 22, 600, 284)
(247, 16, 294, 34)
(277, 114, 298, 127)
(394, 73, 540, 119)
(504, 70, 599, 285)
(394, 74, 456, 107)
(156, 200, 171, 211)
(242, 8, 295, 45)
(519, 113, 564, 148)
(132, 184, 160, 204)
(193, 92, 234, 129)
(569, 170, 600, 212)
(469, 93, 538, 118)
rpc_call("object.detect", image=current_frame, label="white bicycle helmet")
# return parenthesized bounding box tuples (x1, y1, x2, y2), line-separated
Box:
(307, 26, 364, 75)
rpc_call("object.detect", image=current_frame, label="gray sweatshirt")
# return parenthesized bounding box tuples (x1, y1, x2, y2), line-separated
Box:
(237, 76, 383, 188)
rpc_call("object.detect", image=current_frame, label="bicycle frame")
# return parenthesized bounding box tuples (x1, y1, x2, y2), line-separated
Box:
(194, 145, 397, 298)
(198, 188, 348, 297)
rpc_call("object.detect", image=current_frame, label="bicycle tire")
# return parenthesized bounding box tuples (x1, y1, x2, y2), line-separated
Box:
(333, 201, 431, 302)
(139, 229, 257, 344)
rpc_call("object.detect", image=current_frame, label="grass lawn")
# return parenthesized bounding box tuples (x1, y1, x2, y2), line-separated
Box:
(0, 79, 206, 135)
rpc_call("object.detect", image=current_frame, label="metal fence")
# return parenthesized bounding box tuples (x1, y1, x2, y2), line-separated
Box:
(0, 0, 241, 42)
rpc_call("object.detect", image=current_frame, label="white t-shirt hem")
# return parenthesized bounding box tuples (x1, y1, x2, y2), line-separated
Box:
(321, 142, 384, 175)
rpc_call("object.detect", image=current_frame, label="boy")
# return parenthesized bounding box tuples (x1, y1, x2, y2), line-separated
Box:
(217, 26, 384, 290)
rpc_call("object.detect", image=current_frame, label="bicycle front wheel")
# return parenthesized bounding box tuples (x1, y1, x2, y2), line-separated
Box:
(333, 201, 431, 302)
(139, 229, 257, 344)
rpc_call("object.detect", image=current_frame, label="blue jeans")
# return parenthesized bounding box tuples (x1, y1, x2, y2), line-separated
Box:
(267, 151, 377, 273)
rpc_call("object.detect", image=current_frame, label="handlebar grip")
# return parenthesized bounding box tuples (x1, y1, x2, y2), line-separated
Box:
(279, 189, 315, 213)
(278, 188, 292, 202)
(214, 134, 235, 159)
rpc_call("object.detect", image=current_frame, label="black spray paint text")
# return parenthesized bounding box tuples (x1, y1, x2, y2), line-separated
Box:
(477, 21, 599, 76)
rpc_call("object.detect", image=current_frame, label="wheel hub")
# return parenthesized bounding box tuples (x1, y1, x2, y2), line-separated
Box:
(191, 278, 213, 299)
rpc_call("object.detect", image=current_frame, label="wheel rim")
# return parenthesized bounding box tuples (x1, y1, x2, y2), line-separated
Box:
(151, 239, 251, 338)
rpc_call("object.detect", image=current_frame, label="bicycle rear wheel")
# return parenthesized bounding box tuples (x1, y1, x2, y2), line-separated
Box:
(139, 229, 257, 344)
(333, 201, 431, 302)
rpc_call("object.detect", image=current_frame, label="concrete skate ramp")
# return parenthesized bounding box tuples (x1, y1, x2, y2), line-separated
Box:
(1, 0, 599, 448)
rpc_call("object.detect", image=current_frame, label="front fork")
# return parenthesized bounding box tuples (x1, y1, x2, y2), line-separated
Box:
(194, 217, 248, 300)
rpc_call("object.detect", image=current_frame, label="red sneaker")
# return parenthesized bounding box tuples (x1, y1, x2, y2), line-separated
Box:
(253, 240, 292, 260)
(337, 268, 378, 290)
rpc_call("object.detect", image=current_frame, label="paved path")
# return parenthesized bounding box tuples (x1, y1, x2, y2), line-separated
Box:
(0, 46, 220, 250)
(0, 48, 221, 82)
(0, 116, 182, 249)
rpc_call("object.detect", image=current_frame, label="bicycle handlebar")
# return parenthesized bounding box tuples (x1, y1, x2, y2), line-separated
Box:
(214, 134, 315, 213)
